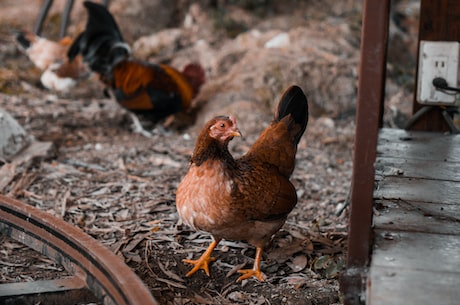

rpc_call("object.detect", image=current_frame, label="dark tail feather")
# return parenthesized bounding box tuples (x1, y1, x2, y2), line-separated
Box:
(275, 85, 309, 144)
(67, 1, 128, 75)
(82, 1, 124, 41)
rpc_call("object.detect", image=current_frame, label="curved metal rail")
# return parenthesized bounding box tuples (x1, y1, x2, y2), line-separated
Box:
(0, 194, 158, 305)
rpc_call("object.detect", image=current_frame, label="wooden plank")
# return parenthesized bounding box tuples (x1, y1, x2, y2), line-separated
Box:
(0, 277, 85, 296)
(378, 127, 445, 141)
(368, 266, 460, 305)
(370, 127, 460, 305)
(375, 175, 460, 204)
(377, 128, 460, 162)
(377, 142, 460, 162)
(374, 199, 460, 235)
(375, 157, 460, 181)
(0, 276, 97, 304)
(372, 229, 460, 271)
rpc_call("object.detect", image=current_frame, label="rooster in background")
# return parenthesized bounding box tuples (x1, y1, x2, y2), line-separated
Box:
(15, 31, 89, 92)
(176, 85, 308, 281)
(68, 1, 206, 127)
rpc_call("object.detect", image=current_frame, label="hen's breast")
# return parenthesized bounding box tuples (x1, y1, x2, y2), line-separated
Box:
(176, 159, 294, 245)
(176, 161, 233, 233)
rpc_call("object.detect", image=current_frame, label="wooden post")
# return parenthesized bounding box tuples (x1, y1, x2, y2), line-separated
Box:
(340, 0, 390, 304)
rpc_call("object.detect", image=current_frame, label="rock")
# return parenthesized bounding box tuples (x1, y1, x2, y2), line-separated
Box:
(0, 108, 29, 160)
(132, 28, 183, 58)
(264, 32, 290, 49)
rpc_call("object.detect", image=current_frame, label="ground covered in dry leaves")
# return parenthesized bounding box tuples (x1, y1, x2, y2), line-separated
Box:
(0, 0, 418, 304)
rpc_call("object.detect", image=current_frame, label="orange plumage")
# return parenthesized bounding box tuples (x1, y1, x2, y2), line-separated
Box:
(176, 85, 309, 281)
(102, 60, 199, 113)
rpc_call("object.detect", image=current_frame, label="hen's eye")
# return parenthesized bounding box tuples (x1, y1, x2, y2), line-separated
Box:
(220, 123, 225, 128)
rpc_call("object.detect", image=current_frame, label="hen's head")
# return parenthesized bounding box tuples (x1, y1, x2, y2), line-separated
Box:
(208, 116, 242, 143)
(192, 115, 242, 165)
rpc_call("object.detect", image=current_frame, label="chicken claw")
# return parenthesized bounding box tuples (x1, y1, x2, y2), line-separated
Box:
(237, 268, 267, 282)
(237, 246, 266, 282)
(183, 239, 219, 277)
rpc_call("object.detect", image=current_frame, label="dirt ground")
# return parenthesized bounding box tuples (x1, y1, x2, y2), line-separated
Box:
(0, 0, 419, 304)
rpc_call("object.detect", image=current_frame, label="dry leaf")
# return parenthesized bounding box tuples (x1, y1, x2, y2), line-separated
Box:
(288, 254, 308, 272)
(157, 260, 184, 283)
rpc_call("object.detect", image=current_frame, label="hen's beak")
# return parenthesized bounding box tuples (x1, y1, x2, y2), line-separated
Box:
(231, 129, 242, 138)
(228, 115, 242, 138)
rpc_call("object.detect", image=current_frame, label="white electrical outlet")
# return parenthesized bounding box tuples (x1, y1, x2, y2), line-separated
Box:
(417, 41, 460, 105)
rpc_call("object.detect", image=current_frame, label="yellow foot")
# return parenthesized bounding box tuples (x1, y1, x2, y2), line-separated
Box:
(236, 268, 267, 282)
(183, 239, 220, 277)
(183, 256, 217, 277)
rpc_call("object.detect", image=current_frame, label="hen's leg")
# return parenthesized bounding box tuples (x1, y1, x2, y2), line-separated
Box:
(183, 239, 220, 277)
(237, 246, 267, 282)
(128, 112, 153, 138)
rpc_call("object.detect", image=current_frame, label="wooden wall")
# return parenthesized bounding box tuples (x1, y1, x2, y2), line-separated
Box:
(411, 0, 460, 131)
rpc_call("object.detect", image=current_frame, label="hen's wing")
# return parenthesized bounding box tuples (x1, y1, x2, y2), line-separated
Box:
(232, 160, 298, 222)
(243, 85, 308, 177)
(235, 85, 308, 222)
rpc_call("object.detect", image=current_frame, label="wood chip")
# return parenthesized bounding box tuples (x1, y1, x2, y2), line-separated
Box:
(226, 261, 247, 278)
(157, 260, 184, 283)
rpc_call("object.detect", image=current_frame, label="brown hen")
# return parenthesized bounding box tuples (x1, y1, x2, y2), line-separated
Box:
(176, 85, 308, 282)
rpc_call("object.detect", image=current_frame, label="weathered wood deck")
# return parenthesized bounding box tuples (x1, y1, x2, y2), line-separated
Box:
(367, 128, 460, 305)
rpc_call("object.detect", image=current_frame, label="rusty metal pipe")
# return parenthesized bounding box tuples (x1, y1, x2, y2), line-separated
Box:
(59, 0, 74, 38)
(34, 0, 53, 35)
